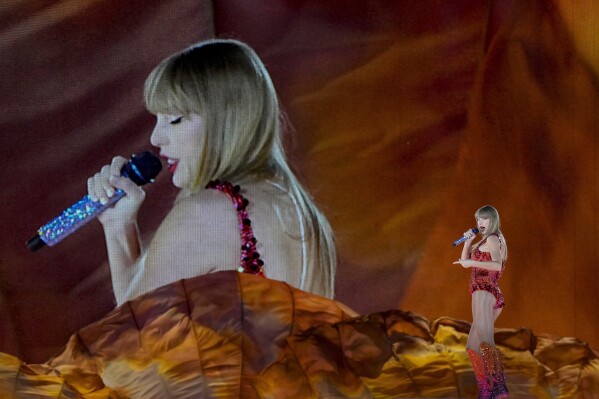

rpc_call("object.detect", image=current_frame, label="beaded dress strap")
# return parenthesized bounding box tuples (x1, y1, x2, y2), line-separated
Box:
(205, 180, 265, 277)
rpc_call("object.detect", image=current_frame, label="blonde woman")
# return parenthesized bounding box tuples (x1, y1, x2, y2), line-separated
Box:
(88, 39, 336, 305)
(453, 205, 509, 399)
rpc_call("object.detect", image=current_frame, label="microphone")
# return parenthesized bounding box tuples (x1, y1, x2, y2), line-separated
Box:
(452, 228, 479, 247)
(26, 151, 162, 252)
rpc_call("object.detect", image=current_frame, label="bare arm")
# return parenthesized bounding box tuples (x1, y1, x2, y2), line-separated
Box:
(87, 156, 146, 303)
(459, 228, 476, 260)
(460, 240, 473, 261)
(454, 235, 503, 271)
(102, 221, 142, 303)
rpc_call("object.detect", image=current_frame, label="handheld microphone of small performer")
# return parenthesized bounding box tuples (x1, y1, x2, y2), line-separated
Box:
(452, 228, 479, 247)
(26, 151, 162, 252)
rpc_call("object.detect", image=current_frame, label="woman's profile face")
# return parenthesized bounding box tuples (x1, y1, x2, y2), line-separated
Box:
(476, 216, 491, 235)
(150, 113, 205, 189)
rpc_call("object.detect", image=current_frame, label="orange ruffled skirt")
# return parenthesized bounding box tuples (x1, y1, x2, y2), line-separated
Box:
(1, 271, 598, 398)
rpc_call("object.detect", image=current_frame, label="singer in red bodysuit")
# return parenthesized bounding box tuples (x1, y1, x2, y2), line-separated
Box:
(453, 205, 509, 399)
(469, 234, 506, 309)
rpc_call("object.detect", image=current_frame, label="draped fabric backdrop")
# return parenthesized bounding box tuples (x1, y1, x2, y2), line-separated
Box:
(0, 0, 597, 363)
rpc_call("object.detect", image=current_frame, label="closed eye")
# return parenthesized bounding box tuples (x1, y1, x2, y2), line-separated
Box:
(169, 116, 183, 125)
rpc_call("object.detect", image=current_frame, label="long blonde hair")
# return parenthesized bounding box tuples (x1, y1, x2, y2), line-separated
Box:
(143, 39, 336, 297)
(474, 205, 508, 259)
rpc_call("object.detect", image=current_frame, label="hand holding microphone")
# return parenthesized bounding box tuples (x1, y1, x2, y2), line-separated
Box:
(452, 228, 479, 247)
(87, 155, 149, 226)
(452, 227, 479, 268)
(26, 152, 162, 252)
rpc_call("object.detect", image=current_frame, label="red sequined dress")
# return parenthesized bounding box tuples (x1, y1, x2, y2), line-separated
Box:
(468, 234, 505, 309)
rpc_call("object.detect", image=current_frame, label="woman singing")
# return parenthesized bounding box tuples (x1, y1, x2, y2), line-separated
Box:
(87, 39, 336, 304)
(453, 205, 509, 399)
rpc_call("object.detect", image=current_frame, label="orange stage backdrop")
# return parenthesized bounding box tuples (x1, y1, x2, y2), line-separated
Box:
(0, 0, 597, 363)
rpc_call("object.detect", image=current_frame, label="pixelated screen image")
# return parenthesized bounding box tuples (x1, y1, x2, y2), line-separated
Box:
(0, 2, 597, 396)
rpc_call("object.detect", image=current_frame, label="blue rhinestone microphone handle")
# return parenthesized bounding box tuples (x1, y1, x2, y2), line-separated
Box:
(26, 152, 162, 252)
(452, 228, 479, 247)
(33, 191, 126, 249)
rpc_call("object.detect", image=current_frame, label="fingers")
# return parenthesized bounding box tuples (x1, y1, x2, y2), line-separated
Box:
(108, 156, 128, 177)
(87, 156, 143, 204)
(109, 174, 145, 202)
(88, 165, 114, 204)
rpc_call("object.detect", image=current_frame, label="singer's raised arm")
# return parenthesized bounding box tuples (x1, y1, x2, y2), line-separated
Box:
(88, 155, 149, 304)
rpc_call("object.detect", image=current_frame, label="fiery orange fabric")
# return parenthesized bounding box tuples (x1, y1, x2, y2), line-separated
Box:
(1, 0, 598, 367)
(1, 272, 597, 398)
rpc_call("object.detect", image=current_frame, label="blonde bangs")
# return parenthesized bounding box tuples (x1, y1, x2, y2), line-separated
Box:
(475, 207, 495, 220)
(144, 58, 198, 116)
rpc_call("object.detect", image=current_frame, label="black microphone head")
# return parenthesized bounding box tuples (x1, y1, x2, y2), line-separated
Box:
(121, 151, 162, 185)
(472, 228, 479, 234)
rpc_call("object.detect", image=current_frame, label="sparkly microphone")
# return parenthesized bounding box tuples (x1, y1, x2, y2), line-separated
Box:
(452, 228, 479, 247)
(26, 152, 162, 252)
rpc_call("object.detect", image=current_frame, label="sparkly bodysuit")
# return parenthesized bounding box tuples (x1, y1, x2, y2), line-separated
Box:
(468, 234, 505, 309)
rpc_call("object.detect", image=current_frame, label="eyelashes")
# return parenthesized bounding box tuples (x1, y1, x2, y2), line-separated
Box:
(169, 116, 183, 125)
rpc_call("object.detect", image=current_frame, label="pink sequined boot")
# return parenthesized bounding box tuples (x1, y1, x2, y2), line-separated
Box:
(467, 348, 492, 399)
(480, 342, 509, 399)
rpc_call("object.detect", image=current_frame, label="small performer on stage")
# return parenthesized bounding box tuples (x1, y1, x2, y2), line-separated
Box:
(86, 39, 336, 305)
(453, 205, 509, 399)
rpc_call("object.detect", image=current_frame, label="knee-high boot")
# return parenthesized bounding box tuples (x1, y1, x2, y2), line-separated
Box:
(480, 342, 509, 399)
(466, 348, 492, 399)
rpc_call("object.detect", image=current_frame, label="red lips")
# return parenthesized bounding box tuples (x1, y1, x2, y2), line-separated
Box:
(167, 162, 178, 174)
(160, 154, 179, 174)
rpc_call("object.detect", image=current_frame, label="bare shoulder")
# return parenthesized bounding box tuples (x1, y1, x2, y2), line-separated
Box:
(154, 190, 234, 241)
(167, 190, 229, 222)
(486, 234, 500, 246)
(152, 179, 291, 243)
(478, 234, 499, 252)
(145, 190, 237, 268)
